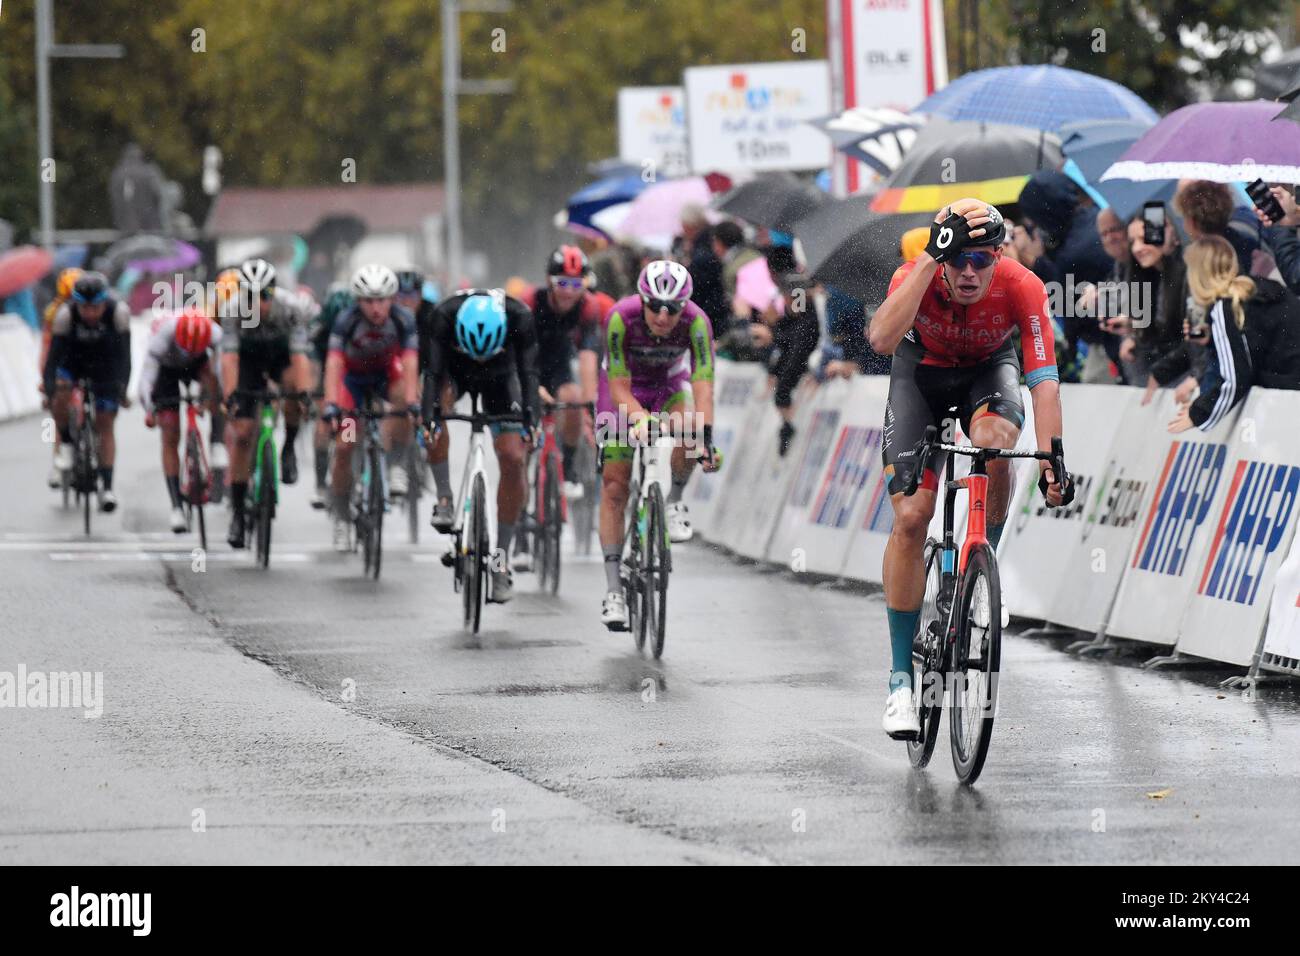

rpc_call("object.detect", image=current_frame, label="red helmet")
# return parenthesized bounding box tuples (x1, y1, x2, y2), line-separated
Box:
(175, 308, 213, 354)
(547, 244, 590, 280)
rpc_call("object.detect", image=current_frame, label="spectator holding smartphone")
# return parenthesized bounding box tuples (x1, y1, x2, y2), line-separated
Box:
(1253, 184, 1300, 295)
(1115, 207, 1186, 386)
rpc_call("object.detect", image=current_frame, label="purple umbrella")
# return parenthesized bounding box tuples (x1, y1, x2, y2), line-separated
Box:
(1101, 100, 1300, 184)
(128, 239, 201, 274)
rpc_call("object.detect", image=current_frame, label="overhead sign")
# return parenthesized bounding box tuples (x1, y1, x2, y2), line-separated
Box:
(683, 61, 832, 173)
(617, 86, 689, 179)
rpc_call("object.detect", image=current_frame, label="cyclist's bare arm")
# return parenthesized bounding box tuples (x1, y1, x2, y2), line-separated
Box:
(1029, 380, 1066, 506)
(578, 348, 599, 405)
(221, 352, 239, 402)
(323, 351, 345, 408)
(868, 255, 939, 356)
(690, 378, 714, 430)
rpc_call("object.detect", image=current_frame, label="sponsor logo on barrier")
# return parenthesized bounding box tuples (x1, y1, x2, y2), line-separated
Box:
(811, 427, 883, 529)
(1080, 460, 1147, 541)
(1197, 461, 1300, 605)
(719, 377, 754, 406)
(788, 410, 840, 508)
(864, 469, 894, 534)
(1131, 441, 1226, 576)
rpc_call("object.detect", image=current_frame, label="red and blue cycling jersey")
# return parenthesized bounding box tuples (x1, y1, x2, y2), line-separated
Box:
(887, 255, 1059, 388)
(328, 304, 418, 408)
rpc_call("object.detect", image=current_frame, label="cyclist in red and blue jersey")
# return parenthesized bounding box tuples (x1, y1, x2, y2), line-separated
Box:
(869, 199, 1072, 740)
(321, 264, 420, 552)
(596, 260, 721, 631)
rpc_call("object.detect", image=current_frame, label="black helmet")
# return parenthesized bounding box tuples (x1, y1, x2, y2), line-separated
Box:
(72, 271, 110, 304)
(974, 205, 1008, 248)
(395, 270, 425, 295)
(546, 245, 590, 280)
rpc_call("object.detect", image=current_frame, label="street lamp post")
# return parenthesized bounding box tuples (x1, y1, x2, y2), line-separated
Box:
(441, 0, 513, 288)
(33, 0, 124, 249)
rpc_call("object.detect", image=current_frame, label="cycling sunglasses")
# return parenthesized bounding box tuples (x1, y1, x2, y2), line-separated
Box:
(642, 296, 685, 315)
(949, 250, 998, 270)
(549, 276, 586, 291)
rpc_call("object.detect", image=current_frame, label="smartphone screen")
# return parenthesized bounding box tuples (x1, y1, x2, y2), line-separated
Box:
(1143, 202, 1165, 246)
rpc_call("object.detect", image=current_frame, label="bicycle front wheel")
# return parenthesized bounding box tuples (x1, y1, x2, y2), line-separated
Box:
(908, 539, 947, 769)
(470, 473, 486, 634)
(79, 424, 94, 536)
(645, 483, 669, 659)
(544, 453, 562, 595)
(949, 543, 1002, 785)
(186, 428, 207, 551)
(368, 444, 384, 580)
(256, 440, 275, 568)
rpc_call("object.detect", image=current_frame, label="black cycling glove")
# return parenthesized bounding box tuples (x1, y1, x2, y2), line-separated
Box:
(924, 212, 972, 264)
(1038, 469, 1077, 507)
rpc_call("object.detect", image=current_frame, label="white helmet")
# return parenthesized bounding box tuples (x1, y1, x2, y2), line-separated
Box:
(238, 258, 277, 294)
(637, 259, 693, 304)
(351, 264, 398, 299)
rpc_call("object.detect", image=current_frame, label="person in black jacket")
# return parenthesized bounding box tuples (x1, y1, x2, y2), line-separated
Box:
(677, 204, 727, 338)
(751, 275, 821, 456)
(1158, 237, 1263, 433)
(1254, 184, 1300, 296)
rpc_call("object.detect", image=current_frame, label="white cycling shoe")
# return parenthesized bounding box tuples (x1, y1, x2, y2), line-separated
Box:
(331, 515, 351, 553)
(601, 590, 629, 631)
(54, 445, 73, 472)
(513, 550, 533, 573)
(563, 480, 584, 501)
(99, 490, 118, 513)
(882, 685, 921, 740)
(388, 463, 409, 498)
(170, 506, 187, 534)
(47, 463, 62, 489)
(208, 443, 230, 471)
(666, 502, 693, 542)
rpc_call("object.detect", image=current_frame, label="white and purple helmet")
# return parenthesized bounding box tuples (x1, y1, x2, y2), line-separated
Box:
(637, 260, 693, 307)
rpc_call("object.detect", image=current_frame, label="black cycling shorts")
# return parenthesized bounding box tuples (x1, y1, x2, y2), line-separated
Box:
(882, 343, 1024, 495)
(231, 341, 293, 418)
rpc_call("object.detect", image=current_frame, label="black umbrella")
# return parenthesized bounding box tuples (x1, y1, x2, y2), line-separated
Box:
(791, 193, 931, 302)
(714, 171, 827, 233)
(869, 118, 1063, 214)
(1255, 47, 1300, 101)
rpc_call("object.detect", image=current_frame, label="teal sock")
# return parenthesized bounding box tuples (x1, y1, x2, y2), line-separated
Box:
(886, 607, 920, 691)
(987, 520, 1006, 551)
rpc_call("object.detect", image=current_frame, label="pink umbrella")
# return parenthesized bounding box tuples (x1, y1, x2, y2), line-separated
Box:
(615, 177, 715, 245)
(735, 256, 783, 314)
(0, 246, 54, 298)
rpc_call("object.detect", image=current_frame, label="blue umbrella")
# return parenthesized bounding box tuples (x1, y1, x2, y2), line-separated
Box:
(913, 65, 1158, 133)
(564, 174, 649, 235)
(1059, 119, 1173, 220)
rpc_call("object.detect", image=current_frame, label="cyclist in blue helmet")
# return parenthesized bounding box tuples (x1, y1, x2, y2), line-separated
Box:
(420, 289, 540, 603)
(44, 271, 133, 512)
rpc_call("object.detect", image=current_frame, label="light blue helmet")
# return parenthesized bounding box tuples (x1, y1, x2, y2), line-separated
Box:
(455, 291, 508, 360)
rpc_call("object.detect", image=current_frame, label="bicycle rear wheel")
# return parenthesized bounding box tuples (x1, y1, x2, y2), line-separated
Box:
(645, 483, 669, 659)
(256, 440, 275, 568)
(950, 543, 1002, 785)
(543, 454, 562, 594)
(908, 539, 947, 768)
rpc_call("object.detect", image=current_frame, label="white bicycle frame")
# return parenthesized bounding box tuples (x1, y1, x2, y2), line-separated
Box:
(451, 415, 498, 569)
(624, 422, 676, 555)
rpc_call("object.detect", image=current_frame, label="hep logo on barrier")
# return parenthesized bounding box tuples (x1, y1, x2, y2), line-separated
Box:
(811, 427, 883, 529)
(1131, 441, 1227, 576)
(1197, 461, 1300, 605)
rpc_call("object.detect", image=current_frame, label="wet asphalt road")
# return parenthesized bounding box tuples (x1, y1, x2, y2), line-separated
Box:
(3, 409, 1299, 864)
